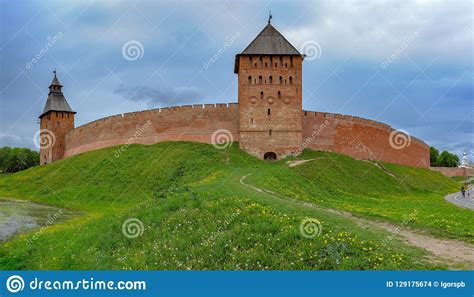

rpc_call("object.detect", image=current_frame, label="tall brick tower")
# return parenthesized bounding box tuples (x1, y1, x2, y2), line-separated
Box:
(235, 18, 304, 160)
(39, 71, 75, 165)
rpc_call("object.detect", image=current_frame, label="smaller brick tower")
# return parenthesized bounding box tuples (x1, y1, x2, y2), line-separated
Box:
(235, 17, 304, 160)
(39, 71, 75, 165)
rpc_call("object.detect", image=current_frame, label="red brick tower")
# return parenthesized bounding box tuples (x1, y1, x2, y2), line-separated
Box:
(235, 19, 304, 160)
(39, 71, 76, 165)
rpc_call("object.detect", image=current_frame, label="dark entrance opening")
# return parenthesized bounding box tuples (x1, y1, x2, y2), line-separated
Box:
(264, 152, 277, 161)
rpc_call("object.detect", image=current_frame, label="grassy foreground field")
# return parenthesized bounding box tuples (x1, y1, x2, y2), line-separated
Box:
(0, 142, 471, 270)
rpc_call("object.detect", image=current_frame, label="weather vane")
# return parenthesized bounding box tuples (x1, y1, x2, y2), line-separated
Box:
(268, 11, 272, 24)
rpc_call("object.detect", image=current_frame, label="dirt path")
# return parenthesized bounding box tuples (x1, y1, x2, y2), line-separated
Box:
(239, 174, 474, 269)
(286, 158, 324, 167)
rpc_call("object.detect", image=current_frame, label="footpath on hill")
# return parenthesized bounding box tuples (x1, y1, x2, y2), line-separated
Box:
(239, 174, 474, 269)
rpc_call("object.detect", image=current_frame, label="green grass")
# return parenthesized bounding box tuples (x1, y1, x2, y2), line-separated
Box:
(451, 176, 472, 183)
(0, 142, 470, 270)
(249, 150, 472, 243)
(0, 173, 11, 179)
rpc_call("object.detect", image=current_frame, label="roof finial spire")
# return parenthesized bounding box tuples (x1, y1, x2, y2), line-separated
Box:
(268, 10, 272, 24)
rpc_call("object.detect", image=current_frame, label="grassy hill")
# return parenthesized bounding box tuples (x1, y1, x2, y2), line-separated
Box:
(0, 142, 470, 270)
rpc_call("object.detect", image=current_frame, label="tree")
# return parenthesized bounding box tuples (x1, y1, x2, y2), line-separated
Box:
(0, 146, 39, 173)
(429, 146, 439, 166)
(437, 150, 460, 167)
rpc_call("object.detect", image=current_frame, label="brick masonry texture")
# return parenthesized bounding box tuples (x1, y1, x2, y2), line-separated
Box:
(40, 111, 75, 164)
(302, 111, 429, 168)
(237, 55, 303, 160)
(430, 167, 474, 177)
(60, 103, 430, 168)
(64, 104, 240, 157)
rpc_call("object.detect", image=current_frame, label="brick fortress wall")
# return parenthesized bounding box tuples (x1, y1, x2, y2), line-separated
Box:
(430, 167, 474, 177)
(63, 104, 429, 168)
(302, 110, 430, 168)
(64, 104, 239, 157)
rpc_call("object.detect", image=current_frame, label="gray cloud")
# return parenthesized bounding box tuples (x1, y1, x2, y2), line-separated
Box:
(114, 84, 203, 108)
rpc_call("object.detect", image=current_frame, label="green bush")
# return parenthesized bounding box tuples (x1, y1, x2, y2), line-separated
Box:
(0, 146, 39, 173)
(429, 146, 460, 167)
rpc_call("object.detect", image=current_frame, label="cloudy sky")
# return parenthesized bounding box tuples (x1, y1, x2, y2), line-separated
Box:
(0, 0, 472, 159)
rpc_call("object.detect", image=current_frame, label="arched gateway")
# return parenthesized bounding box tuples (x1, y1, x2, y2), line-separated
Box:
(264, 152, 277, 161)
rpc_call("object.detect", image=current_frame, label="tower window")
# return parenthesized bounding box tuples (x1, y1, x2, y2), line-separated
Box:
(254, 63, 257, 67)
(289, 76, 293, 84)
(269, 76, 273, 83)
(269, 129, 272, 136)
(248, 76, 252, 84)
(278, 91, 281, 99)
(259, 56, 263, 66)
(249, 56, 252, 62)
(285, 63, 288, 68)
(270, 56, 273, 66)
(259, 76, 262, 84)
(268, 108, 271, 115)
(279, 56, 283, 66)
(279, 76, 283, 84)
(275, 63, 277, 67)
(260, 91, 264, 99)
(265, 62, 267, 67)
(290, 56, 293, 67)
(251, 117, 254, 124)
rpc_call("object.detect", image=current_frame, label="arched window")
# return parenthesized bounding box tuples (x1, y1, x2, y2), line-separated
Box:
(279, 76, 283, 84)
(248, 76, 252, 84)
(269, 76, 273, 84)
(259, 76, 263, 84)
(267, 108, 271, 115)
(289, 76, 293, 84)
(260, 91, 264, 99)
(278, 91, 281, 99)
